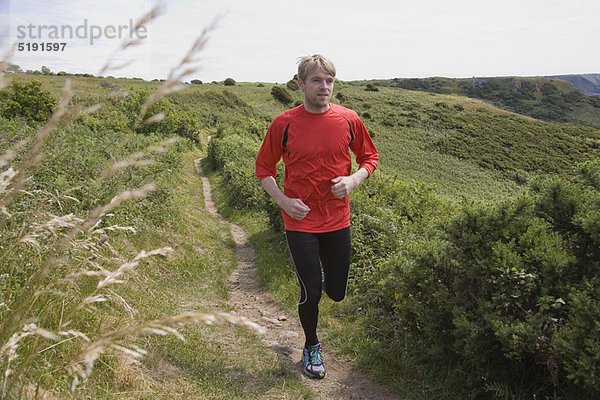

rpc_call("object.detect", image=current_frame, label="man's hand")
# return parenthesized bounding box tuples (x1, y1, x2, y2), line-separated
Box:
(280, 197, 311, 220)
(260, 176, 310, 220)
(330, 176, 358, 199)
(330, 167, 371, 199)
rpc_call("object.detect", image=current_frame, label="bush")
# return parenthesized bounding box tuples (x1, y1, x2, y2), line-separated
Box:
(0, 80, 57, 122)
(286, 79, 298, 91)
(271, 86, 293, 105)
(396, 162, 600, 395)
(207, 134, 265, 209)
(365, 83, 379, 92)
(223, 78, 236, 86)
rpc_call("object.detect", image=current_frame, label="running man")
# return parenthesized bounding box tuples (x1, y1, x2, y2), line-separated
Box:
(255, 54, 378, 379)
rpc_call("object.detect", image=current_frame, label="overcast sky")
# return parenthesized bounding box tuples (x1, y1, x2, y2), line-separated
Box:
(1, 0, 599, 83)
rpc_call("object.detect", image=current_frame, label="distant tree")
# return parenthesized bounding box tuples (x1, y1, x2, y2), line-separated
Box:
(224, 78, 236, 86)
(7, 64, 22, 73)
(41, 66, 52, 75)
(190, 79, 202, 84)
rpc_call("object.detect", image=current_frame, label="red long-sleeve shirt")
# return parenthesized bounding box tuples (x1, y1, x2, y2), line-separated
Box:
(255, 103, 379, 233)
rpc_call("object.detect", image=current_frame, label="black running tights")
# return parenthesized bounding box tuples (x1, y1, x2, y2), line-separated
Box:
(285, 227, 351, 347)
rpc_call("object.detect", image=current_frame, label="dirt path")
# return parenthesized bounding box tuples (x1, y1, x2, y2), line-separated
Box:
(195, 158, 400, 400)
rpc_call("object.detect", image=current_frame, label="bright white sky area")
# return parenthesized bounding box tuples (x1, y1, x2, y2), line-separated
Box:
(1, 0, 599, 83)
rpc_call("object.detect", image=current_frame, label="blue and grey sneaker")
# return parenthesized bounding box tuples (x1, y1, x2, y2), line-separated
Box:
(303, 343, 326, 379)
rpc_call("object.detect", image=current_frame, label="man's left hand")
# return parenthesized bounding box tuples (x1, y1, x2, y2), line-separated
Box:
(330, 176, 357, 199)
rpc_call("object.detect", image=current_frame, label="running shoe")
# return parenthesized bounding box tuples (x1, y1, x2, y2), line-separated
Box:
(303, 343, 326, 379)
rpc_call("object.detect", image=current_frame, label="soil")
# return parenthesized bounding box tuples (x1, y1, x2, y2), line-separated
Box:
(195, 158, 400, 400)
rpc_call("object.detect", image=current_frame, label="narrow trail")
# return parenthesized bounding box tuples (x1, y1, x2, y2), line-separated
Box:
(195, 158, 400, 400)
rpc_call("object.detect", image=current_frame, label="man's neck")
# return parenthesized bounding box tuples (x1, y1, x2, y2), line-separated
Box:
(303, 102, 330, 114)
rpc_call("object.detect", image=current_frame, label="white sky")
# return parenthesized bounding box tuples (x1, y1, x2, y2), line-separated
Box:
(1, 0, 599, 83)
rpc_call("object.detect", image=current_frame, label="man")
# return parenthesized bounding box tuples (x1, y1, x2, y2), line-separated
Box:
(255, 54, 378, 379)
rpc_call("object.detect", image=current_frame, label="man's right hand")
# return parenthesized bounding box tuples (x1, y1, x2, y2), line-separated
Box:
(260, 176, 310, 220)
(280, 197, 310, 220)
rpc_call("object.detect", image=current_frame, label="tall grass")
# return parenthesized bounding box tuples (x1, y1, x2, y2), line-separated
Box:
(0, 6, 262, 398)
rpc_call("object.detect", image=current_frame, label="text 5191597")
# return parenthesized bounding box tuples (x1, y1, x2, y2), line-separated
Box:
(18, 42, 67, 51)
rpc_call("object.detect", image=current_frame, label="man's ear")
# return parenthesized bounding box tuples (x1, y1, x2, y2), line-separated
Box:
(297, 78, 305, 92)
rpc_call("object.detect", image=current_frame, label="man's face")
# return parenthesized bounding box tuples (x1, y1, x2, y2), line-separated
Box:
(298, 68, 334, 113)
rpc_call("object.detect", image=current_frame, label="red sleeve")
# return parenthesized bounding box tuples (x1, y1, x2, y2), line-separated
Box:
(349, 116, 378, 175)
(255, 117, 285, 181)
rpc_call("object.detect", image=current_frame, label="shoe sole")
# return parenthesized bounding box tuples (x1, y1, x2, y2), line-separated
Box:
(303, 368, 326, 379)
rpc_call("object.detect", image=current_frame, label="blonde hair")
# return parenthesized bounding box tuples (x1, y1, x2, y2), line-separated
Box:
(297, 54, 336, 82)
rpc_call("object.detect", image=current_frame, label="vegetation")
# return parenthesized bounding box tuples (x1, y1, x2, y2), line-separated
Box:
(0, 80, 57, 122)
(271, 85, 294, 105)
(371, 76, 600, 130)
(2, 53, 600, 398)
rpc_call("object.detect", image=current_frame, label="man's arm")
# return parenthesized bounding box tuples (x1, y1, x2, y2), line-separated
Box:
(330, 167, 370, 199)
(260, 176, 310, 220)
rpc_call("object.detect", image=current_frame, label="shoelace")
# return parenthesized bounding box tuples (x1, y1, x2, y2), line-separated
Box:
(309, 346, 324, 365)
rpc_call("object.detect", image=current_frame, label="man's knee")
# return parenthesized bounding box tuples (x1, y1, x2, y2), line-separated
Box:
(324, 286, 346, 302)
(304, 287, 322, 304)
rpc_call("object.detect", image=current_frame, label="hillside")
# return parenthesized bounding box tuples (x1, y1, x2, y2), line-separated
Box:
(367, 75, 600, 130)
(548, 73, 600, 96)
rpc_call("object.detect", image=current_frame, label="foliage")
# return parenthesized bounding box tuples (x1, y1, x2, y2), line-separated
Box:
(207, 132, 266, 210)
(119, 89, 201, 142)
(435, 111, 600, 175)
(223, 77, 236, 86)
(271, 85, 293, 105)
(394, 161, 600, 395)
(376, 76, 600, 130)
(365, 83, 379, 92)
(0, 80, 57, 122)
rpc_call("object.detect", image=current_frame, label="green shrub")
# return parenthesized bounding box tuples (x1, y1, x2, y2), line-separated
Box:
(271, 86, 293, 105)
(0, 80, 57, 122)
(207, 134, 265, 210)
(118, 90, 200, 141)
(395, 162, 600, 395)
(223, 77, 236, 86)
(286, 79, 298, 91)
(365, 83, 379, 92)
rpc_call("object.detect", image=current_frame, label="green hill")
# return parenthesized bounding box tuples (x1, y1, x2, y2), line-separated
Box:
(368, 76, 600, 130)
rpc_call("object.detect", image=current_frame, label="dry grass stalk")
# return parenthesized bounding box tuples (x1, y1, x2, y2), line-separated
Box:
(101, 137, 178, 179)
(0, 43, 17, 90)
(132, 15, 221, 130)
(0, 183, 156, 346)
(97, 3, 165, 77)
(1, 323, 59, 397)
(68, 311, 265, 390)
